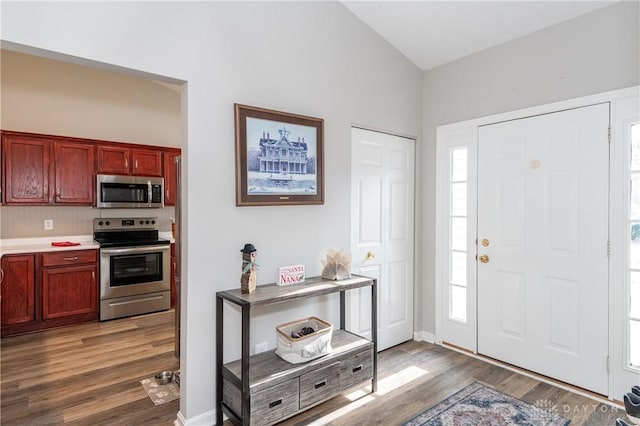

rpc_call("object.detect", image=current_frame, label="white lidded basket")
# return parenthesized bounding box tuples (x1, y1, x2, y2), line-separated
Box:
(275, 317, 333, 364)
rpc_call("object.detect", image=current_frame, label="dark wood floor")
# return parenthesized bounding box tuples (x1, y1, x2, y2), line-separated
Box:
(1, 310, 628, 425)
(1, 310, 179, 425)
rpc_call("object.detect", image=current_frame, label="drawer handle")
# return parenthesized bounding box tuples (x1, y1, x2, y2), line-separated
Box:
(352, 365, 363, 373)
(63, 256, 79, 261)
(314, 380, 327, 389)
(269, 398, 283, 409)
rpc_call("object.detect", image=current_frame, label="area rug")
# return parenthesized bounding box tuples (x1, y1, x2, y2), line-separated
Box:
(403, 382, 570, 426)
(140, 371, 180, 406)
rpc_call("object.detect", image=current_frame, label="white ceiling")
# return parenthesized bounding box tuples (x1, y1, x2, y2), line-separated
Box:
(342, 1, 618, 71)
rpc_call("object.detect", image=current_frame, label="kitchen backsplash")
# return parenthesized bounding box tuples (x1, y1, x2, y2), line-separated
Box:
(0, 206, 175, 239)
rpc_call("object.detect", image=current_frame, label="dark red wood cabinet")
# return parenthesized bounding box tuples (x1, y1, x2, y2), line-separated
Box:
(2, 134, 51, 204)
(53, 141, 95, 204)
(97, 144, 162, 177)
(41, 250, 98, 321)
(2, 130, 179, 205)
(1, 250, 99, 337)
(163, 149, 180, 206)
(1, 254, 36, 326)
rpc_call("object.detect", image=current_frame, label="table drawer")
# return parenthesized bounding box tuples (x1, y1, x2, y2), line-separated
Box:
(42, 250, 97, 267)
(252, 378, 299, 426)
(340, 349, 373, 391)
(299, 362, 340, 409)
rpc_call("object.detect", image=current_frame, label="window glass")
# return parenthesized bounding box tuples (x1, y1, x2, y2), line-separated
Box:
(630, 271, 640, 319)
(450, 286, 467, 322)
(632, 124, 640, 171)
(450, 251, 466, 286)
(631, 223, 640, 270)
(632, 174, 640, 219)
(630, 320, 640, 367)
(451, 217, 467, 251)
(449, 147, 468, 324)
(451, 182, 467, 216)
(451, 148, 467, 181)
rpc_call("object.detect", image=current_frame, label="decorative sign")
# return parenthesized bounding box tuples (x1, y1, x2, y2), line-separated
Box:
(278, 265, 305, 286)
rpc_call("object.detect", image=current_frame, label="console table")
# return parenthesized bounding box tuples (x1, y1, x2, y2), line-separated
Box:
(215, 275, 377, 426)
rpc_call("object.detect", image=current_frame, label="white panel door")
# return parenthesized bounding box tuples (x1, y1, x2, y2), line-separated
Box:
(350, 127, 415, 351)
(477, 103, 610, 394)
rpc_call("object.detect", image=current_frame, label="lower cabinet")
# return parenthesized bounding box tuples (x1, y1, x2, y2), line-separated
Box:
(0, 254, 36, 326)
(1, 249, 98, 337)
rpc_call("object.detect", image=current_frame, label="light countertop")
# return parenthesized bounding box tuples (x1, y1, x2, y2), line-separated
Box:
(0, 232, 174, 257)
(0, 235, 98, 257)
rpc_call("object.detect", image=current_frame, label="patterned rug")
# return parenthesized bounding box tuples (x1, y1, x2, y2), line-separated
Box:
(403, 382, 570, 426)
(140, 371, 180, 406)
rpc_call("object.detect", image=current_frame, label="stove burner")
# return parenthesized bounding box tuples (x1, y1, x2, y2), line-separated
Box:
(93, 217, 170, 248)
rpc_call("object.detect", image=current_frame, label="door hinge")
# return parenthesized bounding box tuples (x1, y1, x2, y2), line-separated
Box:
(608, 126, 611, 144)
(607, 240, 611, 258)
(606, 356, 610, 372)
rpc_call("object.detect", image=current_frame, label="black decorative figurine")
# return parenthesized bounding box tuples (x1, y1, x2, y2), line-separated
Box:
(240, 243, 257, 294)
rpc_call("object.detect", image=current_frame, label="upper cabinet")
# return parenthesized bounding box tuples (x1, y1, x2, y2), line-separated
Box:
(97, 144, 162, 177)
(2, 133, 51, 204)
(1, 130, 178, 206)
(53, 141, 95, 204)
(163, 149, 180, 206)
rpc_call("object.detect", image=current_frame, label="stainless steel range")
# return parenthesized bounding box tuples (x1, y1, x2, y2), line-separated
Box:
(93, 217, 171, 321)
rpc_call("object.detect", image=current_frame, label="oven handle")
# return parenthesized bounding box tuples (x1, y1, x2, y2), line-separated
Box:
(101, 245, 170, 255)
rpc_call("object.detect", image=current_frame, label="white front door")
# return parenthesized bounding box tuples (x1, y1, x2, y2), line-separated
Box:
(477, 103, 610, 394)
(350, 127, 415, 351)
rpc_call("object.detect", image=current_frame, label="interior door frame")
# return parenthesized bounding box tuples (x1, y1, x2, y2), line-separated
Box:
(435, 86, 640, 400)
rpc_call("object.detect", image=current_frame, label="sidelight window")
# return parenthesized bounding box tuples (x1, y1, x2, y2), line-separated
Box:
(630, 123, 640, 368)
(449, 147, 468, 323)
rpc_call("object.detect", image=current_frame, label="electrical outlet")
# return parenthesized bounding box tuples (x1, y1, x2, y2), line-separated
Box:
(255, 342, 268, 354)
(44, 219, 53, 230)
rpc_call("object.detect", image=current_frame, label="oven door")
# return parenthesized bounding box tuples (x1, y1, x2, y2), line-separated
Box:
(100, 245, 170, 300)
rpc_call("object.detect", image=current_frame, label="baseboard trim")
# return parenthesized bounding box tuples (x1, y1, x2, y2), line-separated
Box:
(413, 330, 436, 344)
(174, 409, 215, 426)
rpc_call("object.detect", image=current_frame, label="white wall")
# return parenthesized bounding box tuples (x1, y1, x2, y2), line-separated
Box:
(419, 1, 640, 334)
(1, 2, 423, 422)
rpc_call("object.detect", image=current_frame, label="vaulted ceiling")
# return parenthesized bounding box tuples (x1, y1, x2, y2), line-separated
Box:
(343, 1, 618, 71)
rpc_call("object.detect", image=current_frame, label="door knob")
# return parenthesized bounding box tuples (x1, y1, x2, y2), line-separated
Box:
(365, 251, 375, 261)
(478, 254, 490, 263)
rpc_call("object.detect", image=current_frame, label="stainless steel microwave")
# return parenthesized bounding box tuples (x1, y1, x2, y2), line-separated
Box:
(96, 174, 164, 208)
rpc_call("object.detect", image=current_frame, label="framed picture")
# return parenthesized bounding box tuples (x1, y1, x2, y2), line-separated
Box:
(234, 104, 324, 206)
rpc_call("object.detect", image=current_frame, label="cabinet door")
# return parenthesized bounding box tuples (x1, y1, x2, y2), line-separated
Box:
(2, 134, 50, 204)
(53, 142, 95, 204)
(132, 149, 162, 177)
(42, 264, 97, 320)
(163, 150, 180, 206)
(1, 255, 36, 325)
(96, 144, 130, 175)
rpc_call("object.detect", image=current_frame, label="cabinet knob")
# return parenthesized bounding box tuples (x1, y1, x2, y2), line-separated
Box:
(365, 251, 375, 261)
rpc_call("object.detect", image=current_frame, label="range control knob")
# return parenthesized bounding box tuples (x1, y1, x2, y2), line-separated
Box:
(151, 220, 156, 225)
(98, 221, 104, 226)
(145, 220, 150, 225)
(140, 220, 144, 225)
(105, 221, 110, 226)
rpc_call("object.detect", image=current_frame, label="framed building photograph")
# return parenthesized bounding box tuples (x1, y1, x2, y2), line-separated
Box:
(234, 103, 324, 206)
